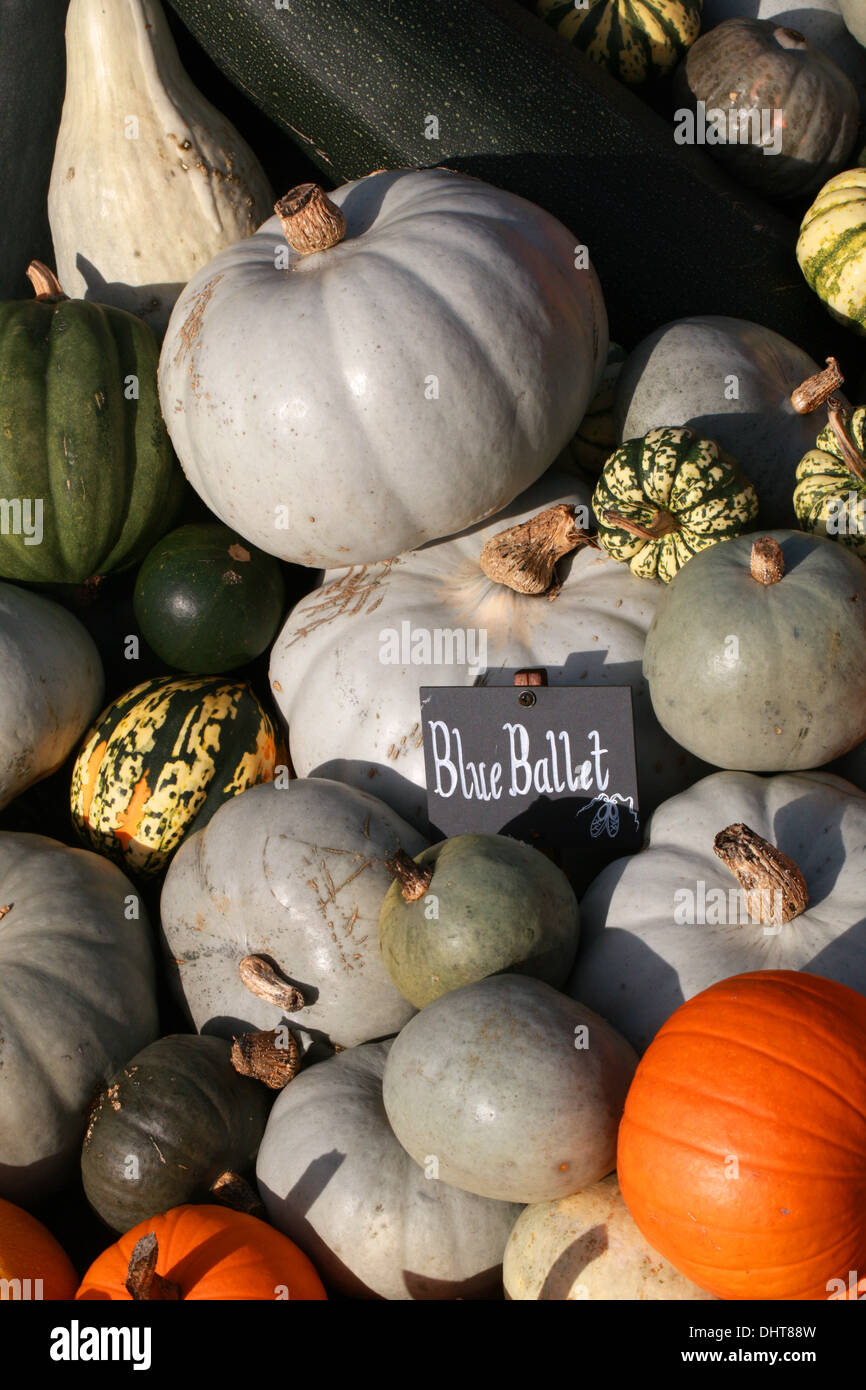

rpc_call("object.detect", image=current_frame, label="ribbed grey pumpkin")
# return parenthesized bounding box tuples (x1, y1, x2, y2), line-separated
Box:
(382, 975, 637, 1205)
(643, 531, 866, 772)
(379, 834, 580, 1008)
(256, 1040, 520, 1300)
(0, 835, 158, 1202)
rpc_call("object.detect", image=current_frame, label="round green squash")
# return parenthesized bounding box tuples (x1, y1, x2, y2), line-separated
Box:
(644, 531, 866, 771)
(379, 834, 580, 1009)
(0, 263, 184, 583)
(797, 169, 866, 336)
(382, 974, 637, 1205)
(133, 523, 285, 674)
(592, 427, 758, 582)
(539, 0, 702, 84)
(794, 397, 866, 556)
(70, 674, 279, 878)
(82, 1034, 272, 1233)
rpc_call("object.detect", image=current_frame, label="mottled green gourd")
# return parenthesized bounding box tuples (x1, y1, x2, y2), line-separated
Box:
(379, 834, 580, 1008)
(134, 523, 286, 674)
(0, 263, 183, 583)
(82, 1034, 272, 1233)
(795, 398, 866, 555)
(539, 0, 703, 84)
(592, 426, 758, 582)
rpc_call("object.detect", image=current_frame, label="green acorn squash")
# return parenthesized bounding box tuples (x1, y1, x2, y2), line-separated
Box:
(0, 263, 183, 583)
(592, 426, 758, 582)
(70, 674, 279, 878)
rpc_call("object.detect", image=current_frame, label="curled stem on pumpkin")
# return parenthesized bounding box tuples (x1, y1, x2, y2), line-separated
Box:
(480, 503, 597, 596)
(602, 508, 679, 541)
(826, 396, 866, 483)
(790, 356, 844, 414)
(275, 183, 346, 255)
(26, 260, 67, 302)
(125, 1233, 181, 1301)
(749, 537, 784, 585)
(713, 823, 809, 925)
(386, 848, 433, 902)
(210, 1169, 266, 1217)
(231, 1027, 300, 1090)
(238, 954, 305, 1012)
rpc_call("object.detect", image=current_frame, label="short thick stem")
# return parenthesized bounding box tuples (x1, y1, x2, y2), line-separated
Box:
(790, 357, 844, 413)
(275, 184, 346, 254)
(26, 261, 67, 302)
(231, 1027, 300, 1090)
(602, 508, 679, 541)
(750, 537, 784, 585)
(125, 1234, 181, 1301)
(480, 503, 597, 595)
(210, 1170, 266, 1217)
(386, 848, 433, 902)
(713, 823, 808, 925)
(238, 955, 305, 1012)
(826, 397, 866, 483)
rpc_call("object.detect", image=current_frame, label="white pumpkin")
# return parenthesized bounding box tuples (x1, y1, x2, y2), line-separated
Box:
(503, 1175, 715, 1300)
(703, 0, 866, 99)
(0, 583, 103, 810)
(614, 316, 824, 528)
(840, 0, 866, 47)
(269, 471, 709, 835)
(568, 769, 866, 1052)
(159, 778, 427, 1052)
(158, 167, 608, 567)
(48, 0, 273, 334)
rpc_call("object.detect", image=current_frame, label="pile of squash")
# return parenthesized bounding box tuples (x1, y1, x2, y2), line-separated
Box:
(2, 0, 866, 1305)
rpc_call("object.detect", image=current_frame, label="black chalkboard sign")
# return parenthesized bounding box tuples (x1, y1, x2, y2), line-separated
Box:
(420, 679, 640, 849)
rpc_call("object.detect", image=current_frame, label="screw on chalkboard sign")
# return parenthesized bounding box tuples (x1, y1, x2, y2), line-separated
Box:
(419, 669, 640, 849)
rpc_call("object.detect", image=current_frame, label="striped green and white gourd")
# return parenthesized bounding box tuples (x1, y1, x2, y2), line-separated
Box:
(538, 0, 703, 84)
(797, 168, 866, 335)
(794, 399, 866, 556)
(71, 675, 279, 879)
(557, 342, 626, 477)
(592, 426, 758, 582)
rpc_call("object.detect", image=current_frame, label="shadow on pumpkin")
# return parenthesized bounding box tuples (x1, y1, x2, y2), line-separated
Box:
(74, 254, 183, 339)
(537, 1223, 609, 1301)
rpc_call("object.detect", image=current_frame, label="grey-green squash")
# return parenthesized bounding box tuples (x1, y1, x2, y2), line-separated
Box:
(379, 834, 580, 1008)
(643, 531, 866, 771)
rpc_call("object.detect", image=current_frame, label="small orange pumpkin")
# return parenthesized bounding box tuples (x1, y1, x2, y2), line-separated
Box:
(76, 1205, 327, 1301)
(0, 1197, 79, 1300)
(618, 970, 866, 1301)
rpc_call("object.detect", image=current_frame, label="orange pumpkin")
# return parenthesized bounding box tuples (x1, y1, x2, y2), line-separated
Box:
(76, 1205, 327, 1301)
(0, 1197, 79, 1300)
(617, 970, 866, 1301)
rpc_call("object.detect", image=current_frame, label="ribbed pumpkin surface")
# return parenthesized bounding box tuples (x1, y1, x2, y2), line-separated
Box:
(794, 403, 866, 554)
(539, 0, 702, 83)
(798, 168, 866, 335)
(71, 675, 278, 878)
(618, 971, 866, 1300)
(592, 426, 758, 581)
(0, 290, 182, 582)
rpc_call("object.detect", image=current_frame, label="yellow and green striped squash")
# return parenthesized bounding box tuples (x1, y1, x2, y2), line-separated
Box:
(557, 342, 626, 477)
(71, 675, 279, 879)
(797, 169, 866, 336)
(592, 426, 758, 582)
(794, 404, 866, 558)
(538, 0, 703, 84)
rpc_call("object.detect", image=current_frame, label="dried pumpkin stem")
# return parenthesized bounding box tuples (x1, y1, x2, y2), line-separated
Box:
(602, 508, 679, 541)
(750, 537, 784, 585)
(713, 823, 808, 925)
(0, 903, 13, 922)
(26, 261, 67, 302)
(826, 397, 866, 483)
(238, 954, 305, 1012)
(386, 848, 433, 902)
(480, 503, 597, 596)
(790, 356, 844, 413)
(275, 183, 346, 255)
(210, 1170, 266, 1217)
(125, 1234, 181, 1301)
(231, 1027, 300, 1090)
